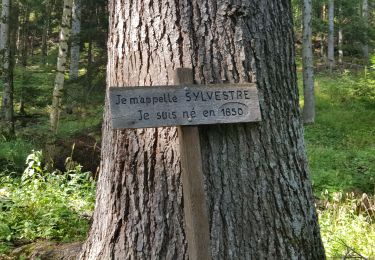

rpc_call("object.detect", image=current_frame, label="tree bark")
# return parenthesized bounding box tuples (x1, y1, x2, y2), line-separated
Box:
(327, 0, 335, 71)
(362, 0, 369, 63)
(1, 0, 14, 135)
(69, 0, 81, 80)
(80, 0, 325, 259)
(302, 0, 315, 124)
(50, 0, 73, 134)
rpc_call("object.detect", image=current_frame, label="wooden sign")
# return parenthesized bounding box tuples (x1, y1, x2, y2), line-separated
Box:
(109, 83, 261, 129)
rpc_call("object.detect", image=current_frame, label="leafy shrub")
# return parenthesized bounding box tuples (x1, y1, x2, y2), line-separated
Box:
(315, 61, 375, 107)
(0, 137, 35, 174)
(0, 151, 95, 254)
(318, 191, 375, 258)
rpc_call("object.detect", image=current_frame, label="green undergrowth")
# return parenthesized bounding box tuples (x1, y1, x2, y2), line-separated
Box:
(301, 67, 375, 258)
(304, 70, 375, 195)
(0, 49, 105, 173)
(0, 151, 95, 255)
(317, 191, 375, 258)
(0, 137, 34, 173)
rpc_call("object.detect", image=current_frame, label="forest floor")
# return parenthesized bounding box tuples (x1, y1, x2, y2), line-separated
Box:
(0, 64, 374, 258)
(302, 69, 375, 258)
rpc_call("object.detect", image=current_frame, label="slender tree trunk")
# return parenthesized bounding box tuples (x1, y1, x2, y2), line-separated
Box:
(320, 5, 327, 62)
(338, 28, 343, 64)
(20, 9, 29, 66)
(41, 0, 51, 66)
(30, 30, 35, 57)
(362, 0, 369, 63)
(302, 0, 315, 124)
(20, 8, 30, 115)
(1, 0, 14, 135)
(8, 2, 18, 119)
(328, 0, 335, 71)
(69, 0, 81, 80)
(50, 0, 73, 134)
(86, 33, 93, 90)
(320, 33, 325, 61)
(0, 6, 3, 52)
(338, 4, 343, 64)
(80, 0, 325, 259)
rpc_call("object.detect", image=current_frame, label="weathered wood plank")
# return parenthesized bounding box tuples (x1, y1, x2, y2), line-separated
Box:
(109, 83, 261, 129)
(174, 68, 212, 260)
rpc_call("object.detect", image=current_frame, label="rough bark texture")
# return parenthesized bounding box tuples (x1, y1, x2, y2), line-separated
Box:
(302, 0, 315, 124)
(327, 0, 335, 71)
(69, 0, 81, 80)
(1, 0, 14, 135)
(80, 0, 325, 259)
(50, 0, 73, 134)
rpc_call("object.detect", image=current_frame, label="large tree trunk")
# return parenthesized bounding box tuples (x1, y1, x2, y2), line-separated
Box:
(327, 0, 335, 71)
(1, 0, 14, 135)
(50, 0, 73, 134)
(69, 0, 81, 80)
(302, 0, 315, 124)
(80, 0, 325, 259)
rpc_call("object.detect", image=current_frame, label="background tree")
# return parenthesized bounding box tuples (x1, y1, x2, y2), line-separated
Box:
(303, 0, 315, 123)
(18, 0, 31, 115)
(338, 1, 343, 64)
(50, 0, 73, 134)
(328, 0, 335, 70)
(0, 0, 14, 135)
(40, 0, 52, 65)
(362, 0, 369, 63)
(80, 0, 325, 259)
(312, 1, 328, 61)
(80, 0, 108, 91)
(69, 0, 81, 80)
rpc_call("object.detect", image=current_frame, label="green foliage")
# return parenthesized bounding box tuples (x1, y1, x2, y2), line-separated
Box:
(300, 67, 375, 259)
(304, 70, 375, 195)
(318, 191, 375, 258)
(314, 70, 374, 106)
(0, 151, 95, 254)
(0, 137, 35, 173)
(13, 65, 55, 110)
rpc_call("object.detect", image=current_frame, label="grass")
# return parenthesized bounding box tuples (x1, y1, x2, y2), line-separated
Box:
(317, 192, 375, 258)
(304, 71, 375, 195)
(301, 69, 375, 258)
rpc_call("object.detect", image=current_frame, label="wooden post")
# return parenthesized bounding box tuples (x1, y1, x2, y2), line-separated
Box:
(173, 68, 211, 260)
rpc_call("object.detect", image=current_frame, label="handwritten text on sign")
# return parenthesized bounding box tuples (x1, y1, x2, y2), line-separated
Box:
(109, 84, 261, 129)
